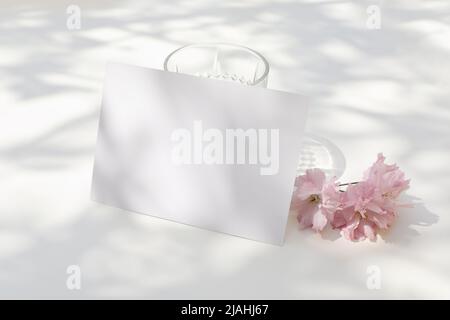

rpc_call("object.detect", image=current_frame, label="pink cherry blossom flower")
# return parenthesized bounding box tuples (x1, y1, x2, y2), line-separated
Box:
(321, 178, 344, 218)
(340, 209, 378, 242)
(330, 154, 409, 241)
(332, 181, 395, 241)
(294, 154, 410, 242)
(364, 153, 411, 212)
(364, 153, 408, 196)
(291, 169, 339, 232)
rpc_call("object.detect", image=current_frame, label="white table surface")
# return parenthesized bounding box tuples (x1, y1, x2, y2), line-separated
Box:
(1, 0, 449, 299)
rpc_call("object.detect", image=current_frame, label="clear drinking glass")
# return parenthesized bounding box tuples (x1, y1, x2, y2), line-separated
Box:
(164, 43, 345, 178)
(164, 43, 269, 87)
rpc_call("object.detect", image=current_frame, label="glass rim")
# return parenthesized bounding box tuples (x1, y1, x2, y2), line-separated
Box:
(163, 43, 270, 86)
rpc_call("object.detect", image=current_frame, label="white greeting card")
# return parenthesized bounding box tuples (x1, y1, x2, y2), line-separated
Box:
(91, 62, 308, 245)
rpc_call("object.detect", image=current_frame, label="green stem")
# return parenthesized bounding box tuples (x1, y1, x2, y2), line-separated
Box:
(338, 181, 360, 192)
(338, 181, 360, 187)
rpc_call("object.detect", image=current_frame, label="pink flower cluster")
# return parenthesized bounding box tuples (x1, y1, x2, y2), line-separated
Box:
(291, 153, 410, 241)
